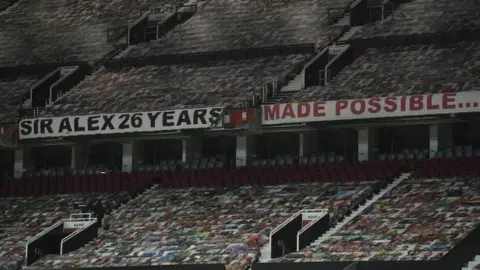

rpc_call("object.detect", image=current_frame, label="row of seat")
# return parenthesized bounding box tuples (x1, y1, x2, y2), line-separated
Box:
(28, 181, 377, 269)
(159, 160, 400, 189)
(352, 0, 480, 39)
(288, 42, 480, 102)
(0, 0, 15, 11)
(4, 160, 402, 198)
(0, 172, 152, 197)
(0, 75, 43, 122)
(122, 0, 350, 57)
(272, 157, 480, 262)
(0, 192, 131, 270)
(0, 0, 178, 66)
(41, 54, 309, 116)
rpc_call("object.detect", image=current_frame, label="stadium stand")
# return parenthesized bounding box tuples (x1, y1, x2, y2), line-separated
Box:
(26, 181, 376, 269)
(0, 0, 16, 11)
(0, 75, 43, 122)
(270, 156, 480, 263)
(351, 0, 480, 39)
(120, 0, 349, 58)
(0, 0, 181, 67)
(41, 54, 310, 116)
(1, 0, 480, 268)
(0, 169, 153, 197)
(286, 41, 480, 102)
(0, 192, 131, 270)
(11, 160, 401, 269)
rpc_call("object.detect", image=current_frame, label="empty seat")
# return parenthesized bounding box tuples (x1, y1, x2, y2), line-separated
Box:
(288, 42, 480, 102)
(42, 54, 309, 116)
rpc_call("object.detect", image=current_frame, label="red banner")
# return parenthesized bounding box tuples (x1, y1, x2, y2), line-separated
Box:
(225, 109, 257, 127)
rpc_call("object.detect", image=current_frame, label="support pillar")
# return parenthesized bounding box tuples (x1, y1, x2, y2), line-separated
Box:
(182, 137, 202, 163)
(121, 141, 144, 172)
(14, 147, 31, 178)
(429, 123, 453, 157)
(236, 135, 256, 167)
(357, 127, 377, 162)
(71, 145, 89, 169)
(299, 131, 318, 158)
(13, 148, 24, 178)
(122, 142, 134, 173)
(429, 124, 439, 155)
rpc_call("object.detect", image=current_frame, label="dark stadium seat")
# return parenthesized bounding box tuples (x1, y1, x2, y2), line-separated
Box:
(0, 0, 16, 11)
(287, 42, 480, 102)
(0, 0, 181, 67)
(120, 0, 349, 58)
(27, 179, 378, 269)
(41, 55, 310, 115)
(0, 76, 42, 122)
(352, 0, 480, 39)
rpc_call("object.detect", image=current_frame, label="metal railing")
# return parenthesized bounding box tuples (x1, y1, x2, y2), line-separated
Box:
(127, 11, 150, 46)
(25, 220, 64, 265)
(60, 217, 97, 255)
(268, 209, 303, 253)
(49, 66, 79, 104)
(296, 209, 329, 251)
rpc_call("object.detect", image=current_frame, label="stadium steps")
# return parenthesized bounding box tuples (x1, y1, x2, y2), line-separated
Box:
(280, 70, 305, 92)
(259, 239, 271, 262)
(338, 26, 362, 42)
(263, 90, 299, 104)
(262, 70, 305, 104)
(462, 255, 480, 270)
(311, 172, 412, 246)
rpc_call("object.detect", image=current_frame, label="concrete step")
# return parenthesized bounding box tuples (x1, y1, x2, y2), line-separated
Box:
(280, 71, 304, 92)
(308, 173, 412, 248)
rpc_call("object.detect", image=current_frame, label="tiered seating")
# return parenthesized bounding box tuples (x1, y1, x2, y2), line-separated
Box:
(352, 0, 480, 39)
(0, 0, 15, 11)
(273, 157, 480, 262)
(0, 171, 152, 197)
(121, 0, 349, 57)
(159, 160, 401, 190)
(17, 160, 400, 193)
(0, 76, 41, 122)
(0, 192, 131, 270)
(288, 42, 480, 102)
(42, 55, 309, 115)
(29, 180, 378, 269)
(0, 0, 179, 66)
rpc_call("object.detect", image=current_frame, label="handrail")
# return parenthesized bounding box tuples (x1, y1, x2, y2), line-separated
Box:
(29, 68, 61, 108)
(324, 44, 349, 85)
(25, 219, 64, 265)
(350, 0, 363, 9)
(270, 210, 303, 235)
(60, 218, 97, 255)
(159, 8, 178, 25)
(303, 46, 329, 70)
(296, 211, 329, 251)
(69, 213, 92, 220)
(301, 208, 328, 214)
(302, 46, 329, 88)
(49, 66, 79, 104)
(344, 262, 358, 270)
(269, 209, 303, 257)
(127, 11, 150, 46)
